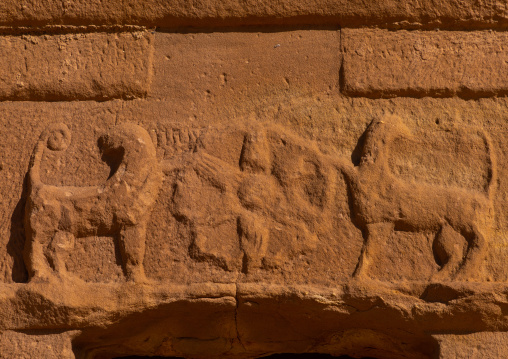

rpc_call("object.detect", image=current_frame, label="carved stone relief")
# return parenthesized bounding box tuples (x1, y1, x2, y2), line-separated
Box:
(144, 116, 502, 284)
(18, 116, 500, 285)
(1, 109, 505, 358)
(24, 123, 162, 283)
(341, 115, 497, 281)
(0, 16, 507, 359)
(149, 122, 362, 282)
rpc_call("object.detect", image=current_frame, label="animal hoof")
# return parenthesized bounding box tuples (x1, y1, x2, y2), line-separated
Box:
(431, 269, 453, 282)
(126, 271, 153, 285)
(28, 273, 54, 284)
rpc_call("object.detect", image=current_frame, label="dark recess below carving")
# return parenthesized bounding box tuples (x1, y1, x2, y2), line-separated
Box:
(115, 355, 377, 359)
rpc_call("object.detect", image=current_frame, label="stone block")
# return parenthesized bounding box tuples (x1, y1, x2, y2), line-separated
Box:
(342, 29, 508, 98)
(0, 30, 153, 101)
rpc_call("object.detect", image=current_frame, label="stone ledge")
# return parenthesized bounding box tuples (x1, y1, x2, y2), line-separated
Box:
(0, 0, 507, 30)
(1, 280, 508, 358)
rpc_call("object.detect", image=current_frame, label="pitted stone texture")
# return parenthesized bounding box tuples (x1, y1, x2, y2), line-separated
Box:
(342, 29, 508, 98)
(433, 332, 508, 359)
(24, 123, 162, 283)
(153, 29, 340, 104)
(0, 31, 153, 101)
(0, 330, 79, 359)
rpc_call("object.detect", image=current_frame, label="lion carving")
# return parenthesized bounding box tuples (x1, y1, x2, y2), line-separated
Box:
(24, 123, 162, 282)
(161, 118, 497, 281)
(336, 115, 498, 281)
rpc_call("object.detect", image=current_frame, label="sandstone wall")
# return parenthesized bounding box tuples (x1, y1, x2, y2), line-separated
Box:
(0, 1, 507, 358)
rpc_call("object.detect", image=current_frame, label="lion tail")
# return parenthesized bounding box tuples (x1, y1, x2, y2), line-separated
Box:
(29, 123, 71, 187)
(481, 130, 498, 200)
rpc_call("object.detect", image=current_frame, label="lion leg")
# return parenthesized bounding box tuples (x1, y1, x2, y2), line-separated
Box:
(453, 224, 486, 281)
(24, 236, 52, 282)
(24, 225, 56, 282)
(431, 224, 466, 281)
(119, 224, 149, 283)
(238, 213, 269, 274)
(353, 222, 394, 279)
(47, 231, 75, 278)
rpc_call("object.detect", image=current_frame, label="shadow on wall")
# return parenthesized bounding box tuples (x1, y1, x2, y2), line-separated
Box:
(7, 173, 29, 283)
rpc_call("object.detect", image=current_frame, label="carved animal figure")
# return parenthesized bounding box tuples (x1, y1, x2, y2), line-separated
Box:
(163, 124, 332, 273)
(336, 115, 497, 280)
(24, 123, 162, 282)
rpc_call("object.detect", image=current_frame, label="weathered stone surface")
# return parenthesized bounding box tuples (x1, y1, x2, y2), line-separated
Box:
(1, 96, 507, 359)
(0, 0, 507, 29)
(152, 29, 340, 104)
(342, 29, 508, 98)
(433, 332, 508, 359)
(0, 330, 79, 359)
(0, 30, 153, 101)
(1, 4, 508, 359)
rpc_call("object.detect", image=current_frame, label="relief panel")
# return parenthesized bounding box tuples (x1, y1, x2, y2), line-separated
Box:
(12, 114, 506, 286)
(143, 116, 503, 284)
(0, 19, 507, 359)
(144, 122, 363, 285)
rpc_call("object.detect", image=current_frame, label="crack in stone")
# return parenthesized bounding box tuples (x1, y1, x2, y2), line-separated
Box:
(234, 282, 246, 351)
